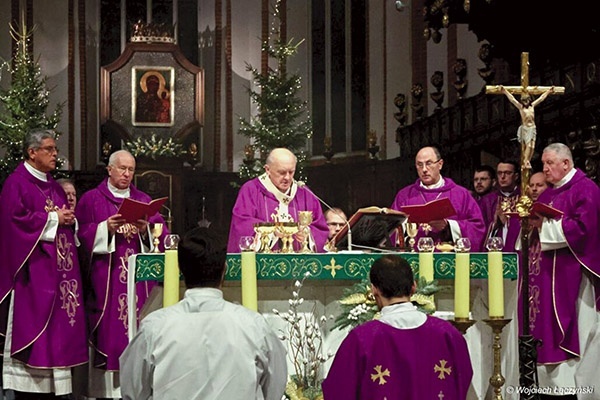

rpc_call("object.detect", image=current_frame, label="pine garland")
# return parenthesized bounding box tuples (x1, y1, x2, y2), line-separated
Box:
(237, 0, 312, 183)
(0, 21, 63, 185)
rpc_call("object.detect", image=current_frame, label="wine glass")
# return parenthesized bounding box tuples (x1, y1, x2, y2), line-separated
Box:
(486, 236, 504, 252)
(417, 237, 434, 252)
(164, 234, 180, 250)
(239, 236, 255, 252)
(455, 237, 472, 253)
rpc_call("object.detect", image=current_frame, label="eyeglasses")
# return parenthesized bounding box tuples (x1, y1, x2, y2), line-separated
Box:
(38, 146, 59, 154)
(416, 159, 441, 169)
(112, 165, 135, 175)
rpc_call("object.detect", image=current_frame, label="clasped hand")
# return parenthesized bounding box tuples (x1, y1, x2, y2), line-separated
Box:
(57, 206, 76, 226)
(107, 214, 148, 234)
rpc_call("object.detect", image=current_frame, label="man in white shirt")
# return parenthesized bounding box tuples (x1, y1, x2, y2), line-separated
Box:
(120, 227, 288, 400)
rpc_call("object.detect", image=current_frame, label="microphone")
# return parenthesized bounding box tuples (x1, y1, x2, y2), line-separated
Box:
(295, 181, 353, 251)
(161, 204, 173, 232)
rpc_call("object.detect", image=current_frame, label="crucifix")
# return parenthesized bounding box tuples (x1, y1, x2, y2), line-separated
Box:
(486, 52, 565, 181)
(485, 52, 565, 398)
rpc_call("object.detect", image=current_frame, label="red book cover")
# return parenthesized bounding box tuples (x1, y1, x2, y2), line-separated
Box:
(530, 202, 563, 219)
(400, 197, 456, 224)
(117, 196, 168, 223)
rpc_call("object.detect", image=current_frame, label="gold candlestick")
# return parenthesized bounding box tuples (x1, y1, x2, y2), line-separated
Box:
(483, 318, 512, 400)
(450, 318, 476, 335)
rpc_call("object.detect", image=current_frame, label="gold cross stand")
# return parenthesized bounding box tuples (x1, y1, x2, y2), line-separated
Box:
(485, 52, 565, 400)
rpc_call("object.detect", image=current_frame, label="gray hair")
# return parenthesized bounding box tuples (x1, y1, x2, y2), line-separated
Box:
(543, 143, 573, 165)
(108, 149, 134, 166)
(23, 129, 56, 159)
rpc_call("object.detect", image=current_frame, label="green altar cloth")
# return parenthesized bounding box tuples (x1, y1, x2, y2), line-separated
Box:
(132, 252, 518, 282)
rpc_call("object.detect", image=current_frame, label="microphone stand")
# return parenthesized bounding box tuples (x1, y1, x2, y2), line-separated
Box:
(295, 181, 353, 252)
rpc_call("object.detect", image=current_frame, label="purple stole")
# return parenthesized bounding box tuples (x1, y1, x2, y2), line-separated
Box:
(226, 177, 329, 253)
(390, 178, 486, 251)
(0, 163, 88, 367)
(76, 178, 167, 370)
(518, 169, 600, 363)
(322, 316, 473, 400)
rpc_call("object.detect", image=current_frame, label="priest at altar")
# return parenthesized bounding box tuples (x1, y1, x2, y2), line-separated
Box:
(227, 147, 329, 253)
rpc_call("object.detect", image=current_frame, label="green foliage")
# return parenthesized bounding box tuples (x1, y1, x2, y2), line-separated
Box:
(331, 277, 448, 331)
(237, 0, 312, 183)
(124, 133, 186, 160)
(0, 22, 63, 184)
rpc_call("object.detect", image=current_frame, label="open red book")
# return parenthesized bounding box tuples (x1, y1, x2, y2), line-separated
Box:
(117, 196, 168, 223)
(400, 197, 456, 224)
(331, 206, 408, 250)
(530, 202, 562, 219)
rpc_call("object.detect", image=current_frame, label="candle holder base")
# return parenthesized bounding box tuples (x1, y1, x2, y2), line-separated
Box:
(450, 318, 476, 335)
(483, 318, 512, 400)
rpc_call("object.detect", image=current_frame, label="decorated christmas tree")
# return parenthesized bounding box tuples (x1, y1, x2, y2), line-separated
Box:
(0, 20, 63, 185)
(237, 0, 312, 182)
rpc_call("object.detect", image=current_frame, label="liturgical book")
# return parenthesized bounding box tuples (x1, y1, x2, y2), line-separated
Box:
(117, 196, 168, 223)
(332, 206, 408, 250)
(506, 202, 563, 219)
(400, 197, 456, 224)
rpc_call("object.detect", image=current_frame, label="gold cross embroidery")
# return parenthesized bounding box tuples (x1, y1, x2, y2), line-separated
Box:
(438, 391, 445, 399)
(434, 359, 452, 379)
(325, 257, 343, 278)
(420, 223, 433, 234)
(370, 365, 390, 385)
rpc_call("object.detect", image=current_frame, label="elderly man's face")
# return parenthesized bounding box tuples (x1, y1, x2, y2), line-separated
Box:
(61, 182, 77, 210)
(107, 153, 136, 190)
(542, 150, 570, 185)
(265, 157, 296, 192)
(29, 138, 58, 173)
(415, 147, 442, 186)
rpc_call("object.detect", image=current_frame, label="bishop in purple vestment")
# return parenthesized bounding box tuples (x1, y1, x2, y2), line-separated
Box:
(522, 143, 600, 389)
(390, 146, 486, 251)
(227, 148, 329, 253)
(76, 150, 167, 388)
(0, 130, 87, 396)
(323, 255, 473, 400)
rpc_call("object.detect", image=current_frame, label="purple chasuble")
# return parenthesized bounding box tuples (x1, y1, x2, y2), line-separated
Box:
(478, 188, 521, 252)
(76, 178, 167, 371)
(227, 177, 329, 252)
(322, 316, 473, 400)
(0, 163, 88, 368)
(517, 169, 600, 364)
(390, 178, 486, 251)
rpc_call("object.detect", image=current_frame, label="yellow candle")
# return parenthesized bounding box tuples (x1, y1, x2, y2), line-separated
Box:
(488, 251, 504, 318)
(454, 253, 470, 319)
(241, 251, 258, 311)
(418, 252, 434, 282)
(163, 250, 180, 307)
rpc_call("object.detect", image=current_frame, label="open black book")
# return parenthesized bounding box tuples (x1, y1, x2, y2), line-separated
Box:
(331, 206, 408, 251)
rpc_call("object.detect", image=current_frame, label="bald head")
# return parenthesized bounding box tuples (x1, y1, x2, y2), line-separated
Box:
(415, 146, 443, 186)
(265, 148, 297, 192)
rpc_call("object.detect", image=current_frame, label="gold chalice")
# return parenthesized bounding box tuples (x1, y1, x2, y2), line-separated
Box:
(406, 222, 418, 252)
(150, 223, 164, 253)
(277, 222, 299, 253)
(297, 211, 313, 253)
(254, 222, 276, 253)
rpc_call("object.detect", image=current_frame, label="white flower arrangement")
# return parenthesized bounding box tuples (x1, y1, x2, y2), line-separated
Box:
(124, 133, 185, 160)
(273, 272, 333, 400)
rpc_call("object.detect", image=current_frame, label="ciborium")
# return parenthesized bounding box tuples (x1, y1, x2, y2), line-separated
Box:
(406, 222, 418, 252)
(150, 223, 163, 253)
(297, 211, 313, 253)
(254, 222, 276, 253)
(276, 222, 299, 253)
